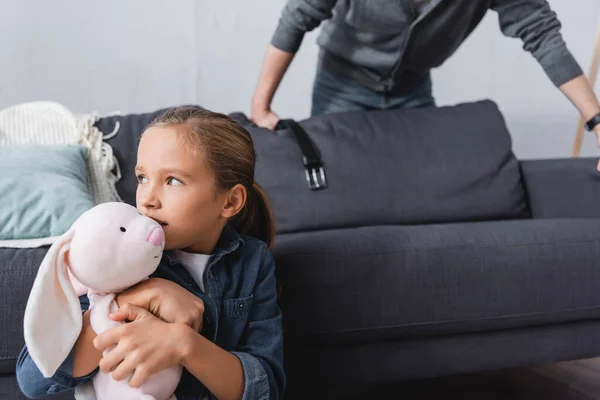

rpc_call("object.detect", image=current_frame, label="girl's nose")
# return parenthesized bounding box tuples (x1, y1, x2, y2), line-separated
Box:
(139, 185, 161, 209)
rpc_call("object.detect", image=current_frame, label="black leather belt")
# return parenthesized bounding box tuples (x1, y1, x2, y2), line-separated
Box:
(276, 119, 327, 191)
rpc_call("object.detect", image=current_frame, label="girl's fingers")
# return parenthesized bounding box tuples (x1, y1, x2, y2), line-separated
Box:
(110, 355, 138, 382)
(109, 310, 129, 321)
(113, 303, 151, 322)
(128, 364, 153, 388)
(94, 326, 124, 352)
(98, 345, 126, 374)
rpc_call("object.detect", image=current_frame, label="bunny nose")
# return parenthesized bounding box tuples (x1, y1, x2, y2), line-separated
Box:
(147, 227, 164, 247)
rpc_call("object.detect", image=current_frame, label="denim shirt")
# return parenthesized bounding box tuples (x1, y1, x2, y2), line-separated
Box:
(16, 226, 285, 400)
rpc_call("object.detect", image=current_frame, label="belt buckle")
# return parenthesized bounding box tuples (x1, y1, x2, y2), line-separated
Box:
(304, 164, 327, 191)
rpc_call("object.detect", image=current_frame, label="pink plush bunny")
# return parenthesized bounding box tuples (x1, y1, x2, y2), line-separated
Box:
(23, 202, 182, 400)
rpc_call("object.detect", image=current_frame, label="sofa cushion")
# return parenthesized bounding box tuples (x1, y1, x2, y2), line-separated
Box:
(521, 157, 600, 219)
(237, 100, 528, 233)
(273, 219, 600, 346)
(0, 247, 48, 374)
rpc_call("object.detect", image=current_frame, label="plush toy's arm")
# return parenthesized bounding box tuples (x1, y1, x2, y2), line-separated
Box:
(88, 292, 122, 337)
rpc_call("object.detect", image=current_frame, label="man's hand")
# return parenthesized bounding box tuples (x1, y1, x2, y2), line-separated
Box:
(250, 45, 295, 131)
(559, 75, 600, 167)
(115, 278, 204, 332)
(250, 107, 280, 130)
(95, 304, 193, 388)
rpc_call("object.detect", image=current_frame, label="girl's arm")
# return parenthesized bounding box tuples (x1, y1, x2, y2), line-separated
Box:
(16, 297, 98, 398)
(72, 310, 103, 376)
(95, 308, 248, 400)
(181, 246, 285, 400)
(94, 246, 285, 400)
(179, 333, 245, 400)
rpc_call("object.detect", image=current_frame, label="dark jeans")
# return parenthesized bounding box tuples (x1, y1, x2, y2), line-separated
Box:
(311, 69, 435, 117)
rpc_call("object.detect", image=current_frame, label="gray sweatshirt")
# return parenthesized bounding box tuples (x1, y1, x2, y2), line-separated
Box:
(271, 0, 583, 95)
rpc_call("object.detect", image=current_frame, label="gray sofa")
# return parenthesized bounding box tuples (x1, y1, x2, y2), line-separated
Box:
(3, 101, 600, 399)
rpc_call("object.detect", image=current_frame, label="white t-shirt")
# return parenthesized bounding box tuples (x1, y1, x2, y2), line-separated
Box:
(170, 249, 212, 400)
(171, 249, 212, 292)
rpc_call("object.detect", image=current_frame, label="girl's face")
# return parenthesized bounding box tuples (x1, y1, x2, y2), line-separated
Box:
(135, 125, 229, 254)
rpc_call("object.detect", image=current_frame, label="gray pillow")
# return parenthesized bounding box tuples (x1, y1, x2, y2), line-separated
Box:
(239, 100, 528, 233)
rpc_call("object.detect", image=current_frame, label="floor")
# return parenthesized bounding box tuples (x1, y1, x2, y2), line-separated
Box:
(318, 358, 600, 400)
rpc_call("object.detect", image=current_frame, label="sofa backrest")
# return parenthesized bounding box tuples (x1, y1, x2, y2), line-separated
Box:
(237, 100, 528, 232)
(96, 100, 528, 234)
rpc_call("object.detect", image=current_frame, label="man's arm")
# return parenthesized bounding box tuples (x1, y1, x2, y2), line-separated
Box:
(491, 0, 600, 160)
(560, 75, 600, 126)
(491, 0, 584, 87)
(562, 74, 600, 169)
(251, 46, 295, 130)
(251, 0, 337, 129)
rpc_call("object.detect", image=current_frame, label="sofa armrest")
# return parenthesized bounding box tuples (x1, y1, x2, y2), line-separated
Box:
(520, 157, 600, 219)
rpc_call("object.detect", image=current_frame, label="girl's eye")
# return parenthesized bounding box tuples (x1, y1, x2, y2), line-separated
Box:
(137, 175, 148, 184)
(168, 177, 183, 186)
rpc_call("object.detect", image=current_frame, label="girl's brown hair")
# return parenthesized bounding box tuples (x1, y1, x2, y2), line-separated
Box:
(147, 106, 275, 247)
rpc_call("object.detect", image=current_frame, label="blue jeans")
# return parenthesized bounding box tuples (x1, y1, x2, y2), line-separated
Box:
(311, 69, 435, 117)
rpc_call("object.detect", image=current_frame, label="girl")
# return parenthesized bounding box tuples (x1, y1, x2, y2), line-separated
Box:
(17, 107, 285, 400)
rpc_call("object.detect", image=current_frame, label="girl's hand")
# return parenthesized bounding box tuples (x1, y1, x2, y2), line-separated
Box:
(115, 278, 204, 331)
(94, 304, 192, 388)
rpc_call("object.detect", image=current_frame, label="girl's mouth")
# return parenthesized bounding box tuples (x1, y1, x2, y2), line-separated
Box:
(149, 217, 168, 227)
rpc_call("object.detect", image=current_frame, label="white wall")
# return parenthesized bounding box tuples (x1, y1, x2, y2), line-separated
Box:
(0, 0, 598, 159)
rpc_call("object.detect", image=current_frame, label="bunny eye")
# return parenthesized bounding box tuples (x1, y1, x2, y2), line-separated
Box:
(120, 227, 126, 232)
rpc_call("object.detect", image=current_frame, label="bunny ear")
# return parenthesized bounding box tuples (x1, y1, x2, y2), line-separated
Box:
(23, 228, 82, 378)
(68, 268, 88, 297)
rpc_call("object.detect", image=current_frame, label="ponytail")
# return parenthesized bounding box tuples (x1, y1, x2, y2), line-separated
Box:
(230, 182, 275, 248)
